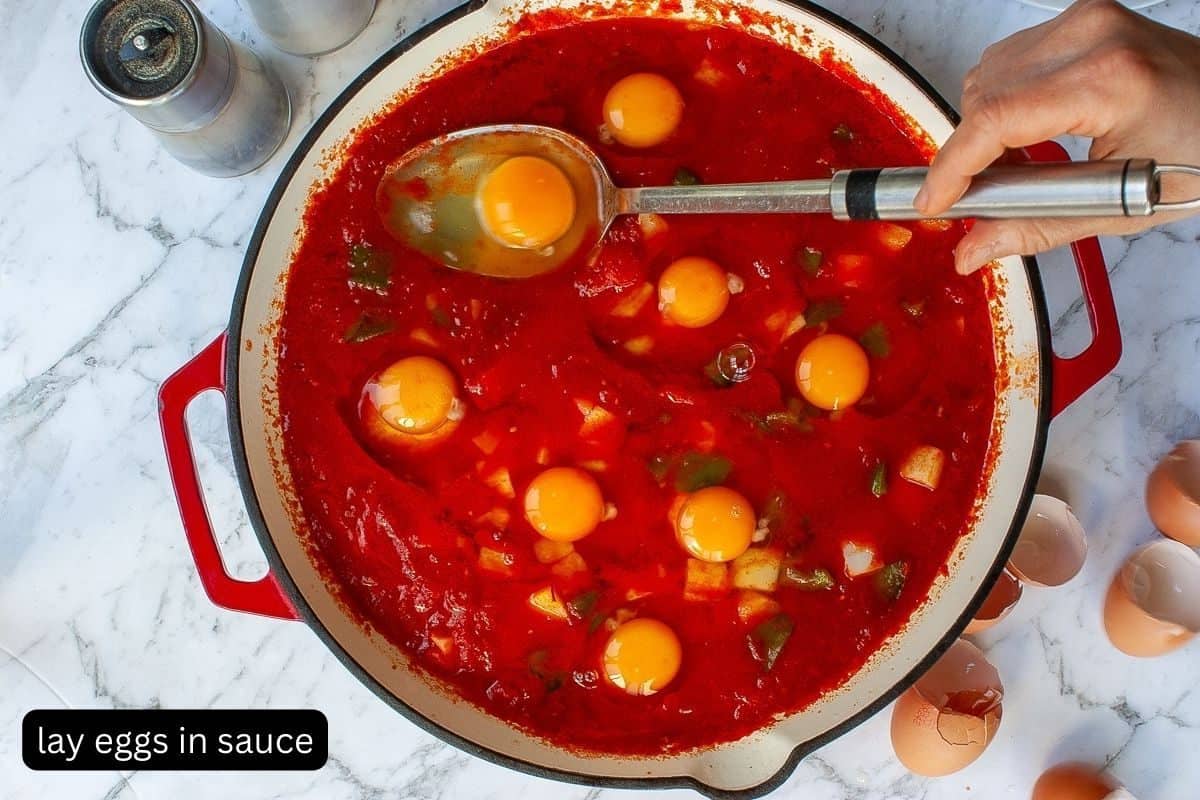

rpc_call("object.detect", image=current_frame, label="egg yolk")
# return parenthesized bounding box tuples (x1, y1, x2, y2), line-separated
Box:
(602, 73, 684, 148)
(602, 618, 682, 696)
(365, 355, 462, 435)
(658, 256, 730, 328)
(477, 156, 576, 249)
(524, 467, 605, 542)
(795, 333, 870, 411)
(674, 486, 755, 562)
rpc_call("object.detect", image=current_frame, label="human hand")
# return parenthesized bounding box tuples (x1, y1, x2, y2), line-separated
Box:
(915, 0, 1200, 274)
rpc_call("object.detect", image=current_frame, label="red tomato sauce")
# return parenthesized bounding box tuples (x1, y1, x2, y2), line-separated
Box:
(275, 15, 995, 753)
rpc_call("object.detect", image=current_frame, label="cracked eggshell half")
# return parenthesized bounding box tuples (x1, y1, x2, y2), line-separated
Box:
(1146, 440, 1200, 547)
(1103, 539, 1200, 657)
(964, 569, 1023, 634)
(1008, 494, 1087, 587)
(890, 638, 1002, 776)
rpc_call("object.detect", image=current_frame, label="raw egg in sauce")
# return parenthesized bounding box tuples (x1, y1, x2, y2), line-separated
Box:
(602, 72, 684, 148)
(657, 256, 730, 328)
(477, 155, 576, 249)
(1146, 440, 1200, 546)
(890, 638, 1003, 777)
(795, 333, 870, 411)
(524, 466, 606, 542)
(602, 618, 682, 695)
(674, 485, 755, 562)
(1103, 538, 1200, 657)
(360, 355, 464, 446)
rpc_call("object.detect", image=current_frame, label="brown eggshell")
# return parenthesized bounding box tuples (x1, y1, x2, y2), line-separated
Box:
(890, 686, 1000, 777)
(1032, 762, 1121, 800)
(964, 569, 1023, 634)
(1102, 540, 1200, 657)
(1146, 440, 1200, 546)
(1009, 495, 1087, 587)
(891, 639, 1003, 776)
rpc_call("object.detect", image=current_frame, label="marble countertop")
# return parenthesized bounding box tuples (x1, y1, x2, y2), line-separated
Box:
(3, 0, 1199, 798)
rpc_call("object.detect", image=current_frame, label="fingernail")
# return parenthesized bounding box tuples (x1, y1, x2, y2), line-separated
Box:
(913, 185, 931, 213)
(955, 243, 994, 275)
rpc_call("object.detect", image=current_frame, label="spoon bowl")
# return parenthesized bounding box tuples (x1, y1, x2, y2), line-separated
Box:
(377, 125, 614, 278)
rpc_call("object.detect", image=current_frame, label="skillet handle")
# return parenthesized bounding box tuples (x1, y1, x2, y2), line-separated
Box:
(1023, 140, 1123, 418)
(158, 334, 299, 620)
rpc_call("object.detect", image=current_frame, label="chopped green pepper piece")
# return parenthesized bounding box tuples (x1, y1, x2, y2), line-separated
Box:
(749, 613, 794, 671)
(675, 452, 732, 492)
(799, 246, 824, 277)
(875, 561, 909, 601)
(342, 314, 394, 343)
(832, 122, 855, 142)
(901, 299, 926, 318)
(804, 300, 843, 326)
(673, 167, 702, 186)
(703, 356, 733, 387)
(348, 243, 392, 290)
(430, 306, 453, 329)
(527, 649, 564, 692)
(781, 565, 835, 591)
(587, 612, 607, 634)
(566, 589, 599, 621)
(760, 489, 787, 539)
(870, 461, 888, 498)
(859, 322, 890, 357)
(743, 397, 815, 435)
(647, 455, 672, 486)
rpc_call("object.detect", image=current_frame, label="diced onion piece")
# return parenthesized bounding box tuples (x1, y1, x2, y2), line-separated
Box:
(783, 312, 807, 340)
(625, 587, 653, 601)
(476, 507, 510, 528)
(877, 222, 914, 251)
(479, 547, 516, 576)
(534, 539, 574, 564)
(696, 421, 717, 453)
(528, 586, 569, 620)
(694, 57, 729, 87)
(410, 327, 438, 347)
(469, 298, 483, 319)
(842, 541, 883, 577)
(603, 607, 638, 632)
(611, 282, 655, 318)
(917, 217, 954, 232)
(430, 632, 454, 656)
(835, 254, 871, 288)
(900, 445, 946, 490)
(638, 214, 669, 239)
(575, 398, 617, 437)
(535, 446, 551, 465)
(765, 310, 790, 334)
(603, 502, 618, 521)
(550, 551, 589, 579)
(684, 558, 730, 600)
(624, 335, 654, 355)
(484, 467, 515, 498)
(472, 430, 501, 455)
(731, 547, 783, 591)
(727, 273, 745, 294)
(578, 459, 608, 473)
(736, 589, 782, 624)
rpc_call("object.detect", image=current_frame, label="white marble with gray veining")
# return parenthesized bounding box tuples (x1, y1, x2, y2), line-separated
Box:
(2, 0, 1199, 798)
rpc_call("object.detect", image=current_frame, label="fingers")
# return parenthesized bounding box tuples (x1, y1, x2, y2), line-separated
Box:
(953, 218, 1110, 275)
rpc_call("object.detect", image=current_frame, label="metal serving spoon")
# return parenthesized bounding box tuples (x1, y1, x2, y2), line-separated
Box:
(377, 123, 1200, 279)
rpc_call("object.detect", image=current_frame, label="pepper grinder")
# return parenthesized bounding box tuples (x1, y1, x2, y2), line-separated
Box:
(242, 0, 377, 57)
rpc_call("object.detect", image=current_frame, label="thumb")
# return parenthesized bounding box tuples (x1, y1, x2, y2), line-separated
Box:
(953, 217, 1112, 275)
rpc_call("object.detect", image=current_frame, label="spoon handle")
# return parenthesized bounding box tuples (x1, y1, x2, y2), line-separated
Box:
(621, 159, 1184, 220)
